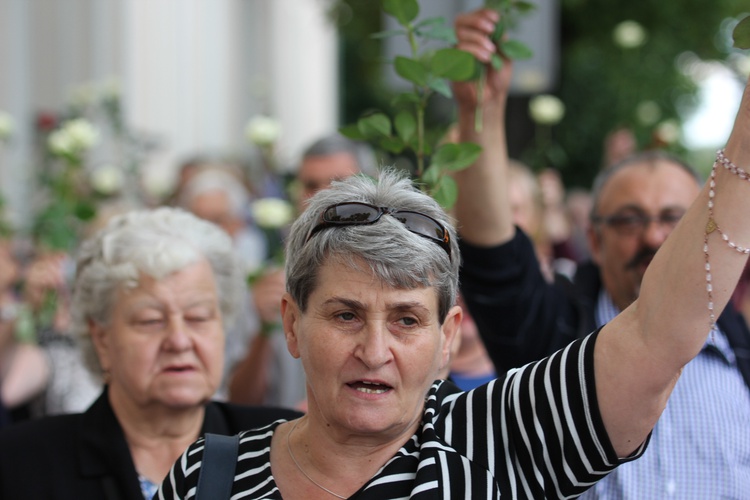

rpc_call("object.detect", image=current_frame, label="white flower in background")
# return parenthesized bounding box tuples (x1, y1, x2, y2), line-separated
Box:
(49, 118, 99, 156)
(141, 168, 173, 201)
(613, 20, 647, 49)
(245, 115, 281, 146)
(655, 119, 681, 144)
(529, 95, 565, 125)
(0, 111, 14, 140)
(90, 165, 124, 195)
(636, 100, 661, 125)
(252, 198, 294, 229)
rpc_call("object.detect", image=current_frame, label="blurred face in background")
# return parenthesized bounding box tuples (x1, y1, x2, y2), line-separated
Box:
(296, 152, 360, 212)
(588, 160, 699, 311)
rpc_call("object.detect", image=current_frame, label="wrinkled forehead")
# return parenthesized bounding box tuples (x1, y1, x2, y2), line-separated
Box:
(596, 160, 700, 213)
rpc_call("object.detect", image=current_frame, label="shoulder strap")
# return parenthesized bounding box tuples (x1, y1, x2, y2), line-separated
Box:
(195, 433, 240, 500)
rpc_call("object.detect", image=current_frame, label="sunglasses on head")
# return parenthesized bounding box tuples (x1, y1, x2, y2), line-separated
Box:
(305, 201, 451, 260)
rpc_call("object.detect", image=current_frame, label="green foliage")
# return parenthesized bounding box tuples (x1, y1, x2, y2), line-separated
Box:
(342, 0, 534, 208)
(552, 0, 745, 188)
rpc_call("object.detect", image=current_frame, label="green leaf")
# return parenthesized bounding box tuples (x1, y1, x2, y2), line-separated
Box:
(414, 16, 446, 29)
(394, 56, 428, 86)
(491, 19, 506, 42)
(734, 16, 750, 50)
(357, 113, 392, 139)
(431, 48, 476, 80)
(491, 53, 504, 70)
(431, 142, 483, 171)
(418, 25, 457, 44)
(421, 164, 441, 186)
(427, 77, 452, 98)
(501, 40, 534, 60)
(382, 0, 419, 26)
(391, 92, 421, 107)
(74, 201, 96, 221)
(394, 111, 416, 142)
(339, 123, 365, 140)
(370, 29, 407, 39)
(513, 1, 537, 13)
(379, 136, 405, 154)
(432, 176, 458, 209)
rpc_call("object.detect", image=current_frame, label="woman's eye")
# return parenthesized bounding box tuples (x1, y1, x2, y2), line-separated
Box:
(337, 311, 356, 321)
(398, 316, 418, 327)
(137, 318, 164, 327)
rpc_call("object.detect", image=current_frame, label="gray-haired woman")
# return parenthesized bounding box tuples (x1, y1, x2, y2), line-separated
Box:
(0, 207, 300, 500)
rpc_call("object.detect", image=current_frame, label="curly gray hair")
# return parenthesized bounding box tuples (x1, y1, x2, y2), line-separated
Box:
(71, 206, 242, 374)
(284, 168, 460, 322)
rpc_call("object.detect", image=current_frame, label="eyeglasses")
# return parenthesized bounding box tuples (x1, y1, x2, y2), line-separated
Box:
(305, 202, 451, 260)
(591, 210, 685, 236)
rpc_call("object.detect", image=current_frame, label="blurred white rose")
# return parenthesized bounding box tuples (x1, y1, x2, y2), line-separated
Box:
(90, 165, 124, 195)
(636, 100, 661, 125)
(529, 95, 565, 125)
(655, 119, 681, 144)
(245, 115, 281, 146)
(0, 111, 14, 140)
(252, 198, 294, 229)
(49, 119, 99, 156)
(66, 119, 99, 150)
(613, 20, 647, 49)
(48, 129, 75, 156)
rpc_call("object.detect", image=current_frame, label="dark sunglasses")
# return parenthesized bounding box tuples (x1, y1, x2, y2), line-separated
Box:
(305, 202, 451, 260)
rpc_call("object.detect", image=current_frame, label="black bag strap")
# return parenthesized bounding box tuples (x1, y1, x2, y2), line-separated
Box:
(195, 433, 240, 500)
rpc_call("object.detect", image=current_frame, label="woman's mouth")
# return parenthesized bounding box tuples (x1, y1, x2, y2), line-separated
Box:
(347, 380, 392, 394)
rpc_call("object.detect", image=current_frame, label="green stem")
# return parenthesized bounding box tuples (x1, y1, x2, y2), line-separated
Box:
(475, 66, 487, 132)
(416, 102, 425, 176)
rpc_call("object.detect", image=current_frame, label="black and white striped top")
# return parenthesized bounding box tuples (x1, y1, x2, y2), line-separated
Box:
(157, 331, 646, 499)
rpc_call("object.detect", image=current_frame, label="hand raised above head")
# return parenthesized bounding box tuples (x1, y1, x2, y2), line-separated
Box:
(452, 8, 513, 111)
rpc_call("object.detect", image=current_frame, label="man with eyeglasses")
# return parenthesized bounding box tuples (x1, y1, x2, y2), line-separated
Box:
(452, 8, 750, 499)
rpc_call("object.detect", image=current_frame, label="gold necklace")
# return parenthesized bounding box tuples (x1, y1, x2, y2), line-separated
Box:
(286, 419, 347, 499)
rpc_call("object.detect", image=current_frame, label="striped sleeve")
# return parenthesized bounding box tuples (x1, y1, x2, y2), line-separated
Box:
(438, 329, 646, 498)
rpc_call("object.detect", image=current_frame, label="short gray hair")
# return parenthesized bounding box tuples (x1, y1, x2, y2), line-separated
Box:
(71, 206, 242, 373)
(302, 134, 379, 179)
(285, 169, 459, 322)
(177, 168, 251, 217)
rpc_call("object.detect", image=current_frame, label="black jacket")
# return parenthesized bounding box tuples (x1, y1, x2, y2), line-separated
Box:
(459, 228, 750, 389)
(0, 387, 302, 500)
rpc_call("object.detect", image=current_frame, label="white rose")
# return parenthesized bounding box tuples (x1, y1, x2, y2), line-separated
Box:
(636, 100, 661, 126)
(245, 115, 281, 146)
(64, 119, 99, 151)
(0, 112, 14, 140)
(48, 129, 74, 156)
(90, 165, 124, 195)
(529, 95, 565, 125)
(613, 20, 647, 49)
(655, 120, 681, 144)
(252, 198, 294, 229)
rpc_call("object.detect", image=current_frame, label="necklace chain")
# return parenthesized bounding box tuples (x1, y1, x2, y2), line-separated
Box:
(287, 419, 347, 499)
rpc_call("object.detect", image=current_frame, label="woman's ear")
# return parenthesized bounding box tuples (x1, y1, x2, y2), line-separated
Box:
(88, 319, 111, 373)
(281, 293, 301, 359)
(439, 305, 463, 372)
